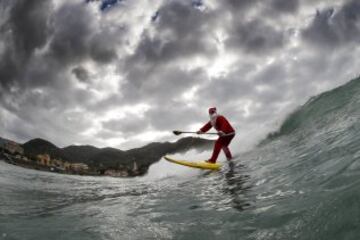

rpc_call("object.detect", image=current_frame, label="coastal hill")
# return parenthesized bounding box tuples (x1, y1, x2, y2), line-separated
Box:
(23, 138, 69, 162)
(0, 137, 11, 147)
(17, 136, 213, 176)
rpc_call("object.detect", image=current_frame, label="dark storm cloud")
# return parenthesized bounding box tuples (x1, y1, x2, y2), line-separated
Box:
(89, 33, 119, 63)
(49, 2, 119, 65)
(72, 66, 90, 83)
(0, 1, 105, 146)
(48, 3, 95, 64)
(1, 0, 119, 92)
(222, 0, 258, 12)
(0, 0, 122, 120)
(23, 56, 61, 88)
(7, 0, 51, 56)
(219, 0, 298, 17)
(302, 0, 360, 49)
(0, 0, 52, 90)
(302, 8, 339, 48)
(269, 0, 299, 13)
(124, 0, 216, 69)
(226, 19, 286, 54)
(155, 0, 215, 47)
(217, 0, 297, 55)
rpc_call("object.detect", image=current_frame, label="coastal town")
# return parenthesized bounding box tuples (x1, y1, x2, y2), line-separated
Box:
(0, 138, 139, 177)
(0, 135, 212, 177)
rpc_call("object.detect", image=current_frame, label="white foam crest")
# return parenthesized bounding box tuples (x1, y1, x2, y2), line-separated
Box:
(143, 149, 213, 181)
(231, 122, 278, 154)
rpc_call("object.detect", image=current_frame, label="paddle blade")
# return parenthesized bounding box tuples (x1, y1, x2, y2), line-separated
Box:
(173, 130, 182, 135)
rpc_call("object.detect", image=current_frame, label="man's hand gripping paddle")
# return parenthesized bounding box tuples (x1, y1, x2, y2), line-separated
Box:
(172, 130, 218, 136)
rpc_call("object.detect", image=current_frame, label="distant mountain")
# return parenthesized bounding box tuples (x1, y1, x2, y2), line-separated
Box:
(62, 145, 106, 163)
(0, 136, 15, 148)
(22, 138, 70, 162)
(0, 137, 8, 147)
(88, 147, 128, 168)
(20, 136, 213, 175)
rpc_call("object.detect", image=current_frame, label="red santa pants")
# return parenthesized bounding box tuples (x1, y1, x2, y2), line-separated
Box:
(209, 134, 235, 163)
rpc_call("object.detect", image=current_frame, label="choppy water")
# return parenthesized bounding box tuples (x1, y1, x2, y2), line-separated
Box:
(1, 77, 360, 240)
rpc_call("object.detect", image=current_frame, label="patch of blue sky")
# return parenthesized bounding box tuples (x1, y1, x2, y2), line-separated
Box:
(85, 0, 122, 11)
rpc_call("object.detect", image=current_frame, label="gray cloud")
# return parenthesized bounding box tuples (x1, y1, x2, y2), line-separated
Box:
(120, 65, 207, 105)
(49, 2, 119, 64)
(0, 0, 125, 146)
(72, 66, 90, 83)
(102, 114, 149, 135)
(226, 19, 286, 54)
(145, 102, 204, 132)
(0, 0, 52, 90)
(270, 0, 299, 13)
(6, 0, 51, 59)
(302, 0, 360, 49)
(89, 33, 119, 63)
(48, 3, 94, 64)
(86, 93, 123, 113)
(114, 1, 220, 111)
(222, 0, 258, 12)
(196, 61, 259, 105)
(195, 61, 290, 127)
(1, 0, 121, 92)
(124, 1, 217, 71)
(253, 62, 287, 86)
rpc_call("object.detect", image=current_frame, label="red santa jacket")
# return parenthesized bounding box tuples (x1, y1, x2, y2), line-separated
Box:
(200, 115, 235, 134)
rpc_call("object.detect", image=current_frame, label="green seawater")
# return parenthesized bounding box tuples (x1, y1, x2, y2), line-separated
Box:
(1, 77, 360, 240)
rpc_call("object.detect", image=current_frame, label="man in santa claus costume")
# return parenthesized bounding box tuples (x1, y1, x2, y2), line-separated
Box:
(197, 107, 235, 163)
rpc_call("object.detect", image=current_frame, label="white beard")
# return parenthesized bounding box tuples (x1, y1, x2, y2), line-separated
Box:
(210, 113, 218, 127)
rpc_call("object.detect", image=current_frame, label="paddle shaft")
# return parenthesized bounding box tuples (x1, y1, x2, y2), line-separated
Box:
(173, 130, 235, 137)
(179, 131, 218, 135)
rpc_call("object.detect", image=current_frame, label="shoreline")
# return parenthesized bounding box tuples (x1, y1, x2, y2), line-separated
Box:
(0, 136, 212, 178)
(0, 152, 142, 177)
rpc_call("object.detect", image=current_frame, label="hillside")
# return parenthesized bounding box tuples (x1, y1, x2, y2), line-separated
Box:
(20, 136, 213, 175)
(0, 137, 8, 147)
(22, 138, 70, 162)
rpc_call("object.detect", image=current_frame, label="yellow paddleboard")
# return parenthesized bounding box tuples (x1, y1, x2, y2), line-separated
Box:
(163, 155, 221, 170)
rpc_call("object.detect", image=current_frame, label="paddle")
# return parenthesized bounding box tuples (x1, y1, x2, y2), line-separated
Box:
(173, 130, 235, 137)
(172, 130, 218, 136)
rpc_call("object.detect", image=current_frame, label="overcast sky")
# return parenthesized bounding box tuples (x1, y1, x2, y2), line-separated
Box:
(0, 0, 359, 150)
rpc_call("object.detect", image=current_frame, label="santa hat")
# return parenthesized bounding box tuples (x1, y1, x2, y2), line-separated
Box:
(208, 107, 217, 114)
